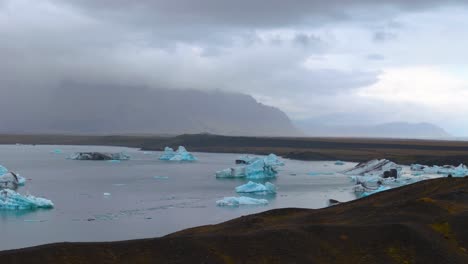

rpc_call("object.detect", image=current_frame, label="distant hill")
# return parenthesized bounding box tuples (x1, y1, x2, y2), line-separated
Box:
(295, 120, 450, 138)
(0, 82, 299, 136)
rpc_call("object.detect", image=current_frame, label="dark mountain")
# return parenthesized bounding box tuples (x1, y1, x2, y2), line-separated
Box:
(296, 120, 450, 138)
(0, 81, 299, 136)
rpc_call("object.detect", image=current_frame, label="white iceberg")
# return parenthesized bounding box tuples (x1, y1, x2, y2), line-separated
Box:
(0, 189, 54, 210)
(216, 196, 268, 207)
(343, 159, 401, 177)
(159, 146, 197, 161)
(216, 154, 283, 179)
(235, 181, 276, 194)
(410, 163, 468, 177)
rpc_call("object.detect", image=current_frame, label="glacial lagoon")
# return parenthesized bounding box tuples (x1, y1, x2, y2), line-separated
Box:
(0, 145, 358, 250)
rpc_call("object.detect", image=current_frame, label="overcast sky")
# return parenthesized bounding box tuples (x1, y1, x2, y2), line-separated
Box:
(1, 0, 468, 135)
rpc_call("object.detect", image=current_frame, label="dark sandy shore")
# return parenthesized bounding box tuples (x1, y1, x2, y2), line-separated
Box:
(1, 177, 467, 263)
(3, 133, 468, 165)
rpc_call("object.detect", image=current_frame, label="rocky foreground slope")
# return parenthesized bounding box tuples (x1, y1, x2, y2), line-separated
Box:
(1, 178, 468, 263)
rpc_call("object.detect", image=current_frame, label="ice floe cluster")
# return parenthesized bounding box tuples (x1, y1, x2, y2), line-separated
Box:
(216, 154, 282, 207)
(343, 159, 463, 198)
(410, 163, 468, 177)
(0, 164, 53, 210)
(159, 146, 197, 161)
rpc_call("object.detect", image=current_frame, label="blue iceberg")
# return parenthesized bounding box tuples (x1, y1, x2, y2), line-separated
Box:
(235, 181, 276, 194)
(159, 146, 197, 161)
(216, 154, 284, 179)
(0, 189, 54, 210)
(216, 196, 268, 207)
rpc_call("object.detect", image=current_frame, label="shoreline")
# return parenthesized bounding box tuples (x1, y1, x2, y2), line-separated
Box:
(1, 178, 467, 263)
(2, 133, 468, 165)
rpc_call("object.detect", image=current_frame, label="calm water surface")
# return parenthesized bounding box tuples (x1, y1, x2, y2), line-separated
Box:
(0, 145, 357, 250)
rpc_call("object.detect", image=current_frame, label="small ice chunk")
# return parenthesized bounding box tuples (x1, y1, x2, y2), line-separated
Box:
(103, 192, 111, 196)
(355, 185, 391, 198)
(334, 160, 345, 165)
(216, 196, 268, 207)
(153, 176, 169, 180)
(51, 149, 62, 154)
(235, 181, 276, 194)
(0, 189, 54, 210)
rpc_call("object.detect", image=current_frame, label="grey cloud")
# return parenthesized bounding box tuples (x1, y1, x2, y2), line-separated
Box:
(367, 54, 385, 60)
(373, 31, 398, 42)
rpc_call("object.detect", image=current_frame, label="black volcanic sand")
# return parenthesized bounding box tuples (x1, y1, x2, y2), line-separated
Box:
(3, 133, 468, 165)
(1, 178, 468, 263)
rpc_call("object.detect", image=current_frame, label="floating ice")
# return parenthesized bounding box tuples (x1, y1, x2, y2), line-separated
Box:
(0, 172, 26, 190)
(410, 163, 468, 177)
(235, 181, 276, 194)
(235, 155, 258, 164)
(216, 154, 283, 179)
(0, 165, 8, 175)
(334, 160, 345, 165)
(0, 189, 54, 210)
(344, 159, 401, 177)
(354, 185, 391, 198)
(51, 149, 62, 154)
(103, 192, 111, 196)
(154, 176, 169, 180)
(159, 146, 197, 161)
(70, 152, 130, 161)
(216, 196, 268, 207)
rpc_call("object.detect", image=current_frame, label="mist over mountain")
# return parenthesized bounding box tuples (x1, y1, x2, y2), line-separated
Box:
(0, 82, 298, 136)
(296, 120, 450, 139)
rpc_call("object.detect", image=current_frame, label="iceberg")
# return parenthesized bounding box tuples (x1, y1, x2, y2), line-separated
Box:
(410, 163, 468, 177)
(70, 152, 130, 161)
(159, 146, 197, 161)
(343, 159, 401, 177)
(0, 165, 8, 175)
(235, 155, 258, 164)
(0, 172, 26, 190)
(235, 181, 276, 194)
(216, 154, 284, 179)
(0, 189, 54, 210)
(216, 196, 268, 207)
